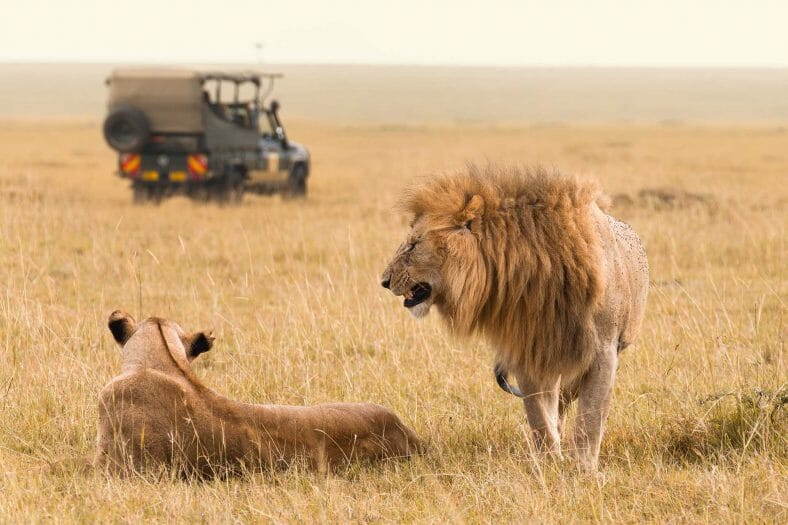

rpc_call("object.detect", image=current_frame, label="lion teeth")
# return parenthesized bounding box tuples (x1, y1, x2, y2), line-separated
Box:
(404, 290, 414, 299)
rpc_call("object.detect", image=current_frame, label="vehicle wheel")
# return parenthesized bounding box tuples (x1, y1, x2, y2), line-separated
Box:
(212, 169, 245, 205)
(287, 164, 308, 197)
(187, 183, 211, 203)
(225, 180, 245, 204)
(104, 105, 150, 153)
(132, 183, 162, 205)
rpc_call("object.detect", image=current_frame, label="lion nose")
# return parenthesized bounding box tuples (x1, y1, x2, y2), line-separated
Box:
(381, 278, 391, 289)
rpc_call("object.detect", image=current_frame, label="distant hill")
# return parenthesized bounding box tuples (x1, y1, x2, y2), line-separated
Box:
(1, 63, 787, 124)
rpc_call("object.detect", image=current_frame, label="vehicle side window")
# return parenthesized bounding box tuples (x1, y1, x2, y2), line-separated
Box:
(202, 81, 256, 129)
(203, 90, 227, 119)
(228, 105, 252, 128)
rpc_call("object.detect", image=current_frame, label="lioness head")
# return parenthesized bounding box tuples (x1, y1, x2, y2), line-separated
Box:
(108, 310, 215, 371)
(380, 193, 485, 320)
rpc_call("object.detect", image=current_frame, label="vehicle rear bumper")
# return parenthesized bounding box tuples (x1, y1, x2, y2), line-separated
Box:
(117, 170, 213, 183)
(117, 152, 211, 183)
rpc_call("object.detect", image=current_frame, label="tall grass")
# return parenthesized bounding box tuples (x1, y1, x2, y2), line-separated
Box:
(0, 120, 785, 522)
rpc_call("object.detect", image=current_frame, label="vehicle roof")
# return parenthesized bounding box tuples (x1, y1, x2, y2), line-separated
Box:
(108, 68, 282, 85)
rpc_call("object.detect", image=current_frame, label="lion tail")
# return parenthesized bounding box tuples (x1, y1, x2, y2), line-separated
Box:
(494, 362, 525, 398)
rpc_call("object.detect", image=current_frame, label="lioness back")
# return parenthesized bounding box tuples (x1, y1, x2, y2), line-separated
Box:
(96, 370, 188, 471)
(96, 369, 233, 473)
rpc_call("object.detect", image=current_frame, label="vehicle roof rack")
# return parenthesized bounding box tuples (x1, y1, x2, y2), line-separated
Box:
(200, 71, 284, 86)
(107, 68, 283, 86)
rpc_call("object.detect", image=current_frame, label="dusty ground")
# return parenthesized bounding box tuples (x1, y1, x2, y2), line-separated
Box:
(0, 119, 785, 522)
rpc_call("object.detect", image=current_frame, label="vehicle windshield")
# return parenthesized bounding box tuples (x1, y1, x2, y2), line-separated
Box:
(260, 110, 277, 135)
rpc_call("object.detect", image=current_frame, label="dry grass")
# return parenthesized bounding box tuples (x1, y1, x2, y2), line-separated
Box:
(0, 119, 785, 522)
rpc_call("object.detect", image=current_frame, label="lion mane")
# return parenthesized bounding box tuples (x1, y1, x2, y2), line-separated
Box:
(400, 165, 611, 382)
(382, 164, 648, 469)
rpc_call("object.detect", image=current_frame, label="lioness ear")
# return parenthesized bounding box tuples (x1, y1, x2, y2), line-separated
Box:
(108, 310, 136, 347)
(455, 194, 484, 228)
(185, 331, 215, 361)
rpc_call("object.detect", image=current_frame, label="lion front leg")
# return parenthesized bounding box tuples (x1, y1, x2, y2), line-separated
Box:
(515, 374, 562, 458)
(570, 343, 618, 471)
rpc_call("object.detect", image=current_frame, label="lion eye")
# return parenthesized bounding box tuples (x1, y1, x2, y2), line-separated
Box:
(406, 242, 416, 252)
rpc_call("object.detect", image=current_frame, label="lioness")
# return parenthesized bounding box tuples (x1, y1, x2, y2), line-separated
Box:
(96, 311, 421, 476)
(381, 165, 648, 470)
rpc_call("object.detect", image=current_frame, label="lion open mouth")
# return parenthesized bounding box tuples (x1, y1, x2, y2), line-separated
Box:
(403, 283, 432, 308)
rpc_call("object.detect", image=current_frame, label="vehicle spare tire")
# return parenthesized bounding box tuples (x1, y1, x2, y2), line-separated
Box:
(103, 105, 151, 152)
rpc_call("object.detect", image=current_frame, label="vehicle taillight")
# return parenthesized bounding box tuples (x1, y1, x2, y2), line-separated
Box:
(187, 154, 208, 179)
(119, 153, 141, 177)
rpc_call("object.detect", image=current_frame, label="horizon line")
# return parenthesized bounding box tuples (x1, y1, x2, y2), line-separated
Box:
(1, 59, 787, 71)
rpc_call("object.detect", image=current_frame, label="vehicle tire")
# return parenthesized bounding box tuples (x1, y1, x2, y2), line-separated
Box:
(131, 182, 151, 205)
(104, 105, 151, 153)
(287, 164, 308, 197)
(132, 182, 148, 204)
(224, 179, 245, 204)
(212, 168, 245, 205)
(131, 182, 162, 205)
(187, 183, 211, 203)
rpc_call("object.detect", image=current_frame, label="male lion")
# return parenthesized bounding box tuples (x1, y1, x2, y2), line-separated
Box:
(96, 311, 421, 476)
(381, 165, 648, 470)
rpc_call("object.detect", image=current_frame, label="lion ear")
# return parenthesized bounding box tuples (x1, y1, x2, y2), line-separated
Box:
(185, 331, 215, 361)
(455, 194, 485, 228)
(108, 310, 136, 347)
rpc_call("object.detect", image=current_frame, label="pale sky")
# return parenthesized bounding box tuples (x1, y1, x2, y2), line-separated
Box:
(1, 0, 787, 67)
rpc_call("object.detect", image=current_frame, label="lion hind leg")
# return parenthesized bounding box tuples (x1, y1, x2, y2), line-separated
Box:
(570, 343, 618, 471)
(558, 383, 580, 438)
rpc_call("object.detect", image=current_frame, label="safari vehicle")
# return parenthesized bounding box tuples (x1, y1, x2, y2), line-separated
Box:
(103, 68, 310, 203)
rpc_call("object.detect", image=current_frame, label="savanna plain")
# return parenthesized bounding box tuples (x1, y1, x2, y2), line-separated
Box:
(0, 69, 786, 522)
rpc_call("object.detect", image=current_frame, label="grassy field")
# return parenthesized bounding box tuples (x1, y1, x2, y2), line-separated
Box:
(0, 119, 785, 522)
